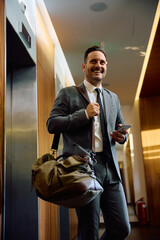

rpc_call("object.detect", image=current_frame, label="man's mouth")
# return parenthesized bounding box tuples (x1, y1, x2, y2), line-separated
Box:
(91, 69, 103, 74)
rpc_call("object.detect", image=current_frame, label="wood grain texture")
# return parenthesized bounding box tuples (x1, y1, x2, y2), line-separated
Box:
(36, 7, 79, 238)
(140, 96, 160, 225)
(0, 0, 5, 236)
(140, 20, 160, 98)
(36, 7, 59, 240)
(70, 209, 78, 240)
(139, 15, 160, 225)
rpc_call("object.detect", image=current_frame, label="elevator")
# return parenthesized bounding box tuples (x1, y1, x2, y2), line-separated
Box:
(3, 19, 38, 240)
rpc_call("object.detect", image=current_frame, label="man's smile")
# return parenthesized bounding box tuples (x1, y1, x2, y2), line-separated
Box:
(91, 68, 104, 74)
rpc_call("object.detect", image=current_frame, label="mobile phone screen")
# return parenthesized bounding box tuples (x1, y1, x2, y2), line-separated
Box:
(117, 124, 132, 133)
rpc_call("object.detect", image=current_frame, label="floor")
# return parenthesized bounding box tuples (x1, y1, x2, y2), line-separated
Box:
(99, 224, 160, 240)
(126, 223, 160, 240)
(99, 205, 160, 240)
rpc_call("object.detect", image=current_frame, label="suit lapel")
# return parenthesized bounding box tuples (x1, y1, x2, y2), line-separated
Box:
(78, 83, 90, 103)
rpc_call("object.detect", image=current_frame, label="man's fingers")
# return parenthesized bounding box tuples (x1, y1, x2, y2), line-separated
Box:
(86, 103, 100, 118)
(110, 131, 125, 143)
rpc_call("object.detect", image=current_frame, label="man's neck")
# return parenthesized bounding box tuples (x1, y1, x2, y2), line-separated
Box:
(84, 79, 102, 88)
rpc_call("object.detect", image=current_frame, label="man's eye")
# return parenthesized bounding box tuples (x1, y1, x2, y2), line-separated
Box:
(90, 60, 96, 64)
(100, 61, 106, 65)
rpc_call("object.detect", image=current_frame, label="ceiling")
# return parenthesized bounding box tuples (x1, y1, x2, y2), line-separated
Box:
(43, 0, 158, 105)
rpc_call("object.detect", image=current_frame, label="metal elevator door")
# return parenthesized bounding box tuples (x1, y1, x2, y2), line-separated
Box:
(4, 20, 38, 240)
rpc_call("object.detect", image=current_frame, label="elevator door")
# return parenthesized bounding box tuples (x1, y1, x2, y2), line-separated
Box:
(4, 20, 38, 240)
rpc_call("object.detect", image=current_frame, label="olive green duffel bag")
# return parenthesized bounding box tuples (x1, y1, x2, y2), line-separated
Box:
(32, 150, 103, 208)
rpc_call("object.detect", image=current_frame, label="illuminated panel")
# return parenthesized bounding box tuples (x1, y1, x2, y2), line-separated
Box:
(141, 129, 160, 160)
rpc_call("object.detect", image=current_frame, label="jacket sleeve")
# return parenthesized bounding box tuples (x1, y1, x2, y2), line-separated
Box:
(115, 95, 128, 144)
(47, 88, 90, 134)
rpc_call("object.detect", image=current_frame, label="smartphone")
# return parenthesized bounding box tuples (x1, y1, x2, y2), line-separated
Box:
(117, 124, 132, 133)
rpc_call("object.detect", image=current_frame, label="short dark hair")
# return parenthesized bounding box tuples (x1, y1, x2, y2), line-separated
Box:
(84, 45, 107, 62)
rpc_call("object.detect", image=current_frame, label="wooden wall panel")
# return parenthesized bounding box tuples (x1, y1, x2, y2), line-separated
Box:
(36, 8, 59, 240)
(140, 96, 160, 225)
(0, 0, 5, 236)
(140, 20, 160, 98)
(70, 209, 78, 240)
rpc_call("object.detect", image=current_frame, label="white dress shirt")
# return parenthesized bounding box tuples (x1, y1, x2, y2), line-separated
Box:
(84, 79, 104, 152)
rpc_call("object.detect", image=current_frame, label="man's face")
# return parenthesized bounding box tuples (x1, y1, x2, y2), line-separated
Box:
(82, 51, 107, 86)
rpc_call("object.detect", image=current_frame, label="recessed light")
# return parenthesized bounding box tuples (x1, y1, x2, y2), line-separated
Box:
(90, 2, 107, 12)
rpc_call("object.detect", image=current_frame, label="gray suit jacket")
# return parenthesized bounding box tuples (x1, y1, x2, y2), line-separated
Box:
(47, 83, 126, 179)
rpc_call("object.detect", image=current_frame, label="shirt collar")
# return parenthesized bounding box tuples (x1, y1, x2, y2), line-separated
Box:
(84, 79, 103, 93)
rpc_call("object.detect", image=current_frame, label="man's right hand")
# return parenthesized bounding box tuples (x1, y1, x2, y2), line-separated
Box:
(86, 103, 100, 118)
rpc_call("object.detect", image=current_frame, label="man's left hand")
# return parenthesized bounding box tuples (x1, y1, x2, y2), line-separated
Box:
(110, 124, 128, 143)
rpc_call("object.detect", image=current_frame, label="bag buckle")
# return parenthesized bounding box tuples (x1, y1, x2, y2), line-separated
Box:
(50, 149, 57, 158)
(90, 151, 97, 165)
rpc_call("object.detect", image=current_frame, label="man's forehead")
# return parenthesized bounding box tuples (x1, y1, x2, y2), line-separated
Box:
(87, 51, 106, 60)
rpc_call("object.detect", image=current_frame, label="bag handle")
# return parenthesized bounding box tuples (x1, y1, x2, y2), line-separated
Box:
(51, 86, 95, 153)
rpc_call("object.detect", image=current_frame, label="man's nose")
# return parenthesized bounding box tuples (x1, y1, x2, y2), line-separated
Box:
(95, 61, 101, 67)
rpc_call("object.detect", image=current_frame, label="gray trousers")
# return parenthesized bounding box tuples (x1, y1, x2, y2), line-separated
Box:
(76, 152, 131, 240)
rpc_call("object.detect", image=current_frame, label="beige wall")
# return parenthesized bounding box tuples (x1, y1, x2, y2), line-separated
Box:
(116, 104, 147, 205)
(131, 101, 147, 203)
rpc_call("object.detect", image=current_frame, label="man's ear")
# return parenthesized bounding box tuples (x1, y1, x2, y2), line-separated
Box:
(82, 63, 86, 72)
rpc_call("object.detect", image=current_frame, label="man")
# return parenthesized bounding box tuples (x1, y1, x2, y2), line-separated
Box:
(47, 46, 130, 240)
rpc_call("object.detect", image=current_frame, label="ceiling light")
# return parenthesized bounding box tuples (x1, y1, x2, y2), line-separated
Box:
(124, 46, 141, 51)
(90, 2, 107, 12)
(139, 51, 146, 57)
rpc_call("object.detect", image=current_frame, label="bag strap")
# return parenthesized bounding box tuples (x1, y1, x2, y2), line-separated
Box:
(51, 85, 95, 153)
(51, 133, 60, 151)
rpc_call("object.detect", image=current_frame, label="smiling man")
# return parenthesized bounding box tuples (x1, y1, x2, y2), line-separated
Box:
(47, 46, 131, 240)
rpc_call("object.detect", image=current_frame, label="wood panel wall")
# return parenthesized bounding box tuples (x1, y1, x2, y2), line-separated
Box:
(36, 8, 59, 240)
(70, 209, 78, 240)
(140, 96, 160, 225)
(0, 0, 5, 236)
